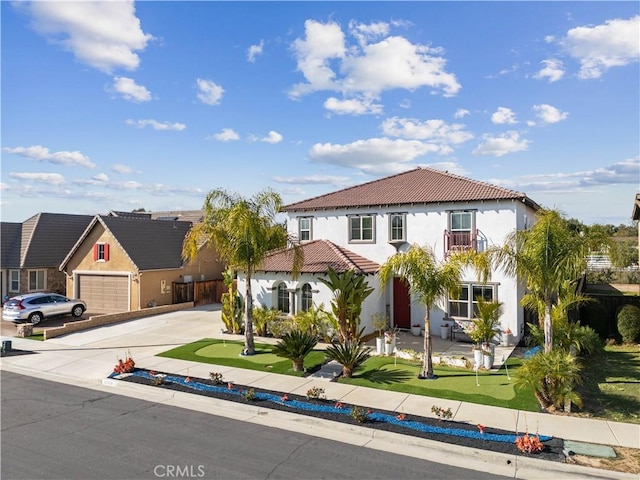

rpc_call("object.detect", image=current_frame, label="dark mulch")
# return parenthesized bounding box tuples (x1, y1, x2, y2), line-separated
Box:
(116, 368, 565, 463)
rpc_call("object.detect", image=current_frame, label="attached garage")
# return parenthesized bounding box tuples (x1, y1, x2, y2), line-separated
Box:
(78, 274, 129, 314)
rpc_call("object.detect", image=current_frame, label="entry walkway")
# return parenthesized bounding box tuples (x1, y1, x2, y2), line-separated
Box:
(1, 305, 638, 480)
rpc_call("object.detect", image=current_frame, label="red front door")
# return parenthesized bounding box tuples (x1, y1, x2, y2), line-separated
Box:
(393, 277, 411, 329)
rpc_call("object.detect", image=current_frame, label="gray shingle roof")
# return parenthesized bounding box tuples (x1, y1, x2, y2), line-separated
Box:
(1, 213, 93, 268)
(97, 215, 193, 271)
(257, 240, 379, 275)
(283, 167, 539, 212)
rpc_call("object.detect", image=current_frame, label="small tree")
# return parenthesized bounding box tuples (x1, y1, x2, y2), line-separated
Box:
(468, 298, 503, 347)
(617, 304, 640, 344)
(324, 339, 371, 378)
(272, 330, 318, 372)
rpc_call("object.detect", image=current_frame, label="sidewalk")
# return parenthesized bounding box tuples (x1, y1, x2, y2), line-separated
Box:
(1, 305, 638, 479)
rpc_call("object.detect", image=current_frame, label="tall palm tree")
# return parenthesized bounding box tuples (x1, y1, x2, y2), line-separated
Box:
(183, 188, 302, 354)
(379, 245, 471, 379)
(490, 209, 606, 353)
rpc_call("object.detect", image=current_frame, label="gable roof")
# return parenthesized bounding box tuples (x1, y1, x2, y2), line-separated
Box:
(108, 209, 203, 223)
(1, 213, 93, 269)
(257, 239, 379, 275)
(60, 215, 193, 271)
(283, 167, 539, 212)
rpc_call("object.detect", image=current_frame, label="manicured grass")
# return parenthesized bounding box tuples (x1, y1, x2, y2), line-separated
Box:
(579, 344, 640, 424)
(339, 356, 540, 412)
(25, 332, 44, 341)
(157, 338, 326, 376)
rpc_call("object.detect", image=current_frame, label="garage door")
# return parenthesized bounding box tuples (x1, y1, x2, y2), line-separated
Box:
(78, 275, 129, 314)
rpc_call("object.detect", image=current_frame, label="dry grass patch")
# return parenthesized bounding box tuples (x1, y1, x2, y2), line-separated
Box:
(572, 446, 640, 474)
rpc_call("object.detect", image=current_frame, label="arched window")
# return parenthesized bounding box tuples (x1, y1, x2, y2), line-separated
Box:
(277, 283, 289, 313)
(301, 283, 313, 311)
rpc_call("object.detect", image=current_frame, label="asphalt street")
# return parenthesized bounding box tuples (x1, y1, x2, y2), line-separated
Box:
(1, 371, 511, 480)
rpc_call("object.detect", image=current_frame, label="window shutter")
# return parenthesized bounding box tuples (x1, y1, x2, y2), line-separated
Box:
(104, 244, 109, 261)
(93, 244, 98, 261)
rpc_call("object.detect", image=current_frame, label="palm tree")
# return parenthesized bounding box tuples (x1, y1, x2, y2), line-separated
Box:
(490, 209, 606, 353)
(378, 245, 469, 379)
(272, 330, 318, 372)
(318, 267, 374, 341)
(324, 339, 371, 378)
(183, 188, 302, 354)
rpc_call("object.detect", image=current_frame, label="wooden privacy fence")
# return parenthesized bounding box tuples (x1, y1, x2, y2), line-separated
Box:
(172, 280, 227, 306)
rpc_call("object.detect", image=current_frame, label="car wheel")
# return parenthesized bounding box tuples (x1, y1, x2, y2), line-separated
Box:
(28, 312, 43, 325)
(71, 305, 85, 318)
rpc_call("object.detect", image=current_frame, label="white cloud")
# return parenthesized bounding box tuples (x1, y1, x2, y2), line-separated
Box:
(309, 137, 445, 175)
(454, 109, 470, 119)
(559, 15, 640, 79)
(261, 131, 283, 144)
(9, 172, 65, 185)
(534, 59, 565, 82)
(532, 104, 569, 125)
(210, 128, 240, 142)
(289, 19, 460, 107)
(247, 40, 264, 62)
(3, 145, 95, 168)
(126, 119, 186, 131)
(473, 131, 530, 157)
(24, 0, 153, 74)
(273, 174, 351, 186)
(92, 173, 109, 182)
(491, 107, 518, 125)
(111, 76, 151, 102)
(112, 163, 134, 174)
(324, 96, 383, 115)
(381, 117, 473, 144)
(196, 78, 224, 106)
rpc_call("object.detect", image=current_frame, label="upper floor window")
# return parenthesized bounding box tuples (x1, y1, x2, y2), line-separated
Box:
(9, 270, 20, 292)
(28, 270, 46, 291)
(445, 211, 477, 256)
(298, 217, 312, 242)
(448, 283, 495, 319)
(301, 283, 313, 311)
(389, 213, 406, 242)
(349, 215, 374, 243)
(277, 283, 290, 314)
(94, 243, 109, 262)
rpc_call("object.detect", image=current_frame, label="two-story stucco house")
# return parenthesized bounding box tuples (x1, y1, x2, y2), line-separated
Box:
(239, 167, 540, 344)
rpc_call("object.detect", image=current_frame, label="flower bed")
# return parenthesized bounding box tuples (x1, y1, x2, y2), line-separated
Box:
(111, 368, 564, 462)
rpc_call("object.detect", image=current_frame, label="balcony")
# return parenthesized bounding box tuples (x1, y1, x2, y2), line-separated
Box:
(444, 229, 477, 257)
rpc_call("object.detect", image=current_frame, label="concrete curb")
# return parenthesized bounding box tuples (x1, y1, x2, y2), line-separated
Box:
(2, 363, 636, 480)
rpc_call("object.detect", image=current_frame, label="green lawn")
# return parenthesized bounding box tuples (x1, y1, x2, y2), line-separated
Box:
(579, 345, 640, 424)
(339, 356, 540, 412)
(157, 338, 326, 376)
(157, 338, 640, 422)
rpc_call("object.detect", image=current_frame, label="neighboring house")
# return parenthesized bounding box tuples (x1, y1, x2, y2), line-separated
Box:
(0, 213, 93, 300)
(59, 214, 225, 314)
(633, 193, 640, 266)
(245, 239, 382, 322)
(240, 167, 540, 342)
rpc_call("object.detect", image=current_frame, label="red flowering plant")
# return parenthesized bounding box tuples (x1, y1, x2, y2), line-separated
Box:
(477, 424, 485, 434)
(113, 352, 135, 374)
(515, 432, 544, 454)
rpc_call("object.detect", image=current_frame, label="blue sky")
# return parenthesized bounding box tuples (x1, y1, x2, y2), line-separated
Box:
(2, 1, 639, 225)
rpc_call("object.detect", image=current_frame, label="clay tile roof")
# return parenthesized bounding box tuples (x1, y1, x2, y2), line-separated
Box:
(257, 240, 379, 275)
(283, 167, 539, 211)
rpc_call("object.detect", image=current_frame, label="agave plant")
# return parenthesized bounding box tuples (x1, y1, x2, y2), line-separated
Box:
(272, 330, 318, 372)
(324, 339, 371, 378)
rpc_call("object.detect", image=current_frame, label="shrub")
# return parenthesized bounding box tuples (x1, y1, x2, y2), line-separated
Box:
(267, 317, 295, 338)
(252, 306, 280, 337)
(293, 304, 338, 342)
(617, 304, 640, 344)
(305, 386, 326, 400)
(242, 388, 256, 401)
(272, 330, 318, 371)
(350, 405, 370, 423)
(324, 339, 371, 378)
(431, 405, 453, 420)
(209, 372, 224, 385)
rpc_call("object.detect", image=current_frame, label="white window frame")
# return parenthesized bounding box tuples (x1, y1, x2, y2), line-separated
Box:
(298, 217, 312, 242)
(349, 215, 375, 243)
(9, 270, 20, 292)
(448, 283, 496, 319)
(300, 283, 313, 312)
(28, 269, 46, 292)
(277, 283, 290, 314)
(97, 243, 107, 261)
(389, 213, 406, 242)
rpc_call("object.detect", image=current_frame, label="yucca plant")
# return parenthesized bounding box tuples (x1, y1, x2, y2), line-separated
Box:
(324, 339, 371, 378)
(272, 330, 318, 371)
